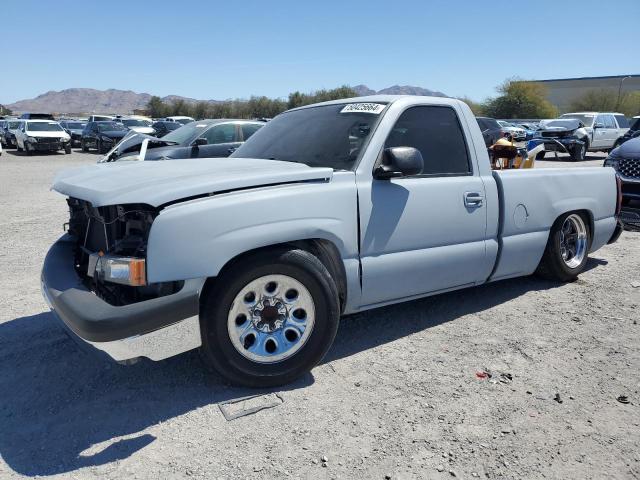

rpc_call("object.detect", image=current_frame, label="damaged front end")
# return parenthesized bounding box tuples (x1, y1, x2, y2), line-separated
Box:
(66, 198, 183, 305)
(537, 119, 589, 158)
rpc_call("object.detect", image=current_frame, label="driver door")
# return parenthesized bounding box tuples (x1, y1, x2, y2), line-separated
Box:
(358, 105, 491, 307)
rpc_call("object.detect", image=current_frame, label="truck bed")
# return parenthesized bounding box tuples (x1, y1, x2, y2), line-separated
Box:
(490, 167, 618, 281)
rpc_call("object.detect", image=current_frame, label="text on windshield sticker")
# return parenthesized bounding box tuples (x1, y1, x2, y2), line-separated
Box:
(340, 103, 385, 114)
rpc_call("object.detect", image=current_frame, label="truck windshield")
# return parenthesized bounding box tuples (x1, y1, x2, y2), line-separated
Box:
(232, 103, 387, 170)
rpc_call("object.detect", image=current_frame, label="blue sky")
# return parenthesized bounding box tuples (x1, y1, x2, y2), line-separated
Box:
(1, 0, 638, 104)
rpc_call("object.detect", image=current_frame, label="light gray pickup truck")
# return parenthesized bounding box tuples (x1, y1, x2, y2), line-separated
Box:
(42, 96, 623, 386)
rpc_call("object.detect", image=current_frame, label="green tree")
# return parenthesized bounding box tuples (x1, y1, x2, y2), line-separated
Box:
(146, 96, 166, 117)
(483, 78, 558, 119)
(569, 89, 640, 116)
(457, 96, 484, 115)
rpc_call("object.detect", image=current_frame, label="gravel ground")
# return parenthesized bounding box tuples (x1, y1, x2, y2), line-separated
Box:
(0, 148, 638, 480)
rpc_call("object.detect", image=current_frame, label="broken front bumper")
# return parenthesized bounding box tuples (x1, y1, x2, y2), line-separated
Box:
(41, 235, 203, 362)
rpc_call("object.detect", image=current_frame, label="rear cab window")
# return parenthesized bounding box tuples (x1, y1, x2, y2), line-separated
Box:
(385, 106, 471, 176)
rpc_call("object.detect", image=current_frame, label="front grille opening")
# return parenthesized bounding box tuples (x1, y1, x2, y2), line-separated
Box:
(67, 198, 173, 306)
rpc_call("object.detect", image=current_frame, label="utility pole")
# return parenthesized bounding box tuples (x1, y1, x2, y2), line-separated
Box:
(616, 76, 632, 110)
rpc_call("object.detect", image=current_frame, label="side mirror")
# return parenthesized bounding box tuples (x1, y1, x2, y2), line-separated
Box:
(192, 137, 208, 147)
(594, 122, 605, 129)
(374, 147, 424, 179)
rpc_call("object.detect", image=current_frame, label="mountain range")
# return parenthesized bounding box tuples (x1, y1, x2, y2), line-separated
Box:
(5, 84, 447, 114)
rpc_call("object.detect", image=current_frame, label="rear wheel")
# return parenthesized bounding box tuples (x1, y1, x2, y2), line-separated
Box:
(200, 248, 340, 387)
(536, 212, 590, 282)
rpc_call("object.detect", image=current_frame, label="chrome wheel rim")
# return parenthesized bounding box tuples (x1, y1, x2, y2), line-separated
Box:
(227, 274, 315, 363)
(560, 214, 587, 268)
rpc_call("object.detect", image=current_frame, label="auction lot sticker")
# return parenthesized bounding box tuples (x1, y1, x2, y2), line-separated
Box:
(340, 103, 386, 114)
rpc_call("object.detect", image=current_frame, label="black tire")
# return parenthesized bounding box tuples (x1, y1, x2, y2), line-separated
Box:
(535, 151, 546, 160)
(24, 143, 32, 156)
(81, 139, 88, 152)
(536, 212, 590, 282)
(64, 145, 71, 154)
(200, 248, 340, 387)
(16, 142, 23, 152)
(569, 141, 587, 161)
(96, 139, 103, 154)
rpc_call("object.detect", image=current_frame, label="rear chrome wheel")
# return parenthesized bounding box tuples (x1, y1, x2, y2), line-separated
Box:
(560, 214, 587, 268)
(227, 274, 315, 363)
(536, 212, 590, 282)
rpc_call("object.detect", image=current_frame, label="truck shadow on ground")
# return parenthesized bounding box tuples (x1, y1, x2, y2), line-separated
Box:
(0, 258, 605, 476)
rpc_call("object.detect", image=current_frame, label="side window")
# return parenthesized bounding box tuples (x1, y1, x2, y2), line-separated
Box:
(384, 106, 471, 176)
(614, 115, 629, 128)
(201, 124, 236, 144)
(241, 123, 262, 141)
(595, 115, 606, 127)
(604, 115, 616, 129)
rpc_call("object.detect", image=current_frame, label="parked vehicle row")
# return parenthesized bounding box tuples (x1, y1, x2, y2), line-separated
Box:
(100, 119, 265, 161)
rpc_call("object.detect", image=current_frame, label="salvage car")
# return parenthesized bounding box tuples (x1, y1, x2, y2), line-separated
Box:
(116, 117, 155, 135)
(604, 137, 640, 206)
(497, 120, 526, 141)
(15, 120, 72, 154)
(2, 119, 22, 148)
(100, 119, 264, 162)
(536, 118, 590, 161)
(151, 120, 181, 138)
(476, 117, 505, 147)
(81, 121, 129, 153)
(164, 115, 195, 125)
(59, 120, 87, 147)
(42, 96, 622, 387)
(617, 116, 640, 146)
(560, 112, 629, 152)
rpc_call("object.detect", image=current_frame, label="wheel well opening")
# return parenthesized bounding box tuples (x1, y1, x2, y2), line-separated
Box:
(199, 239, 348, 314)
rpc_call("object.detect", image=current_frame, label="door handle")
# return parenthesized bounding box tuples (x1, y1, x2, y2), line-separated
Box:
(464, 192, 484, 207)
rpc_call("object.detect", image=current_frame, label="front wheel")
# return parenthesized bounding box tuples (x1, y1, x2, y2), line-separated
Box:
(81, 139, 88, 152)
(200, 248, 340, 387)
(570, 142, 587, 161)
(64, 144, 71, 154)
(536, 212, 590, 282)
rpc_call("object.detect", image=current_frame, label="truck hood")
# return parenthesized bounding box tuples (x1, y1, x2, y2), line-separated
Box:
(52, 157, 334, 208)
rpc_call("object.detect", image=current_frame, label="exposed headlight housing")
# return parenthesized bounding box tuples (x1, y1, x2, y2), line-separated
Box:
(88, 253, 146, 286)
(100, 135, 114, 142)
(26, 136, 38, 143)
(60, 136, 70, 143)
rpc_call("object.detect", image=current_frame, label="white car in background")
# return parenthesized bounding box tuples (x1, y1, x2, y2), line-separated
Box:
(164, 116, 195, 125)
(497, 120, 526, 141)
(560, 112, 630, 152)
(15, 120, 72, 155)
(117, 117, 155, 135)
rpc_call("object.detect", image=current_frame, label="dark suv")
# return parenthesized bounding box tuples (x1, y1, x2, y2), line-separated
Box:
(476, 117, 505, 147)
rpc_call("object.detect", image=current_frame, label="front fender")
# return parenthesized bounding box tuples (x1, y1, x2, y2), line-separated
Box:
(145, 172, 359, 283)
